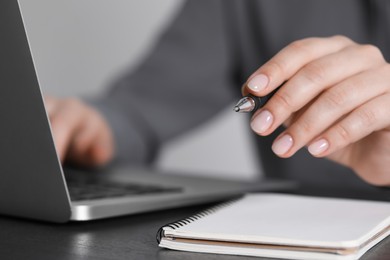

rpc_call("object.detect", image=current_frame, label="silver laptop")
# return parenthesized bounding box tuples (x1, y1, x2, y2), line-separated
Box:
(0, 0, 291, 223)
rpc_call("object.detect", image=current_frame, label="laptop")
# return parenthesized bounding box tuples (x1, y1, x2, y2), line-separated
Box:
(0, 0, 291, 223)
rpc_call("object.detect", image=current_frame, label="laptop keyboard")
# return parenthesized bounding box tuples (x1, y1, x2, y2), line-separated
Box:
(67, 179, 182, 201)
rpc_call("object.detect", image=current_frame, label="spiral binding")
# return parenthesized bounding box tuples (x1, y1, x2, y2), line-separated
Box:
(156, 197, 242, 244)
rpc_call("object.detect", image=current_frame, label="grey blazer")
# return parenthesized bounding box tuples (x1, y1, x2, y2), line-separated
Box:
(93, 0, 390, 193)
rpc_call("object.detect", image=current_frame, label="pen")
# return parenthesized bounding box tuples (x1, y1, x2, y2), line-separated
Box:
(234, 87, 279, 113)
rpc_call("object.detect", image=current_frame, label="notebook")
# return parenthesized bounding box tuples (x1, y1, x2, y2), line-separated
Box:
(157, 193, 390, 260)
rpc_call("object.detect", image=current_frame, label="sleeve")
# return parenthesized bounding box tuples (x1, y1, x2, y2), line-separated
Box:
(91, 0, 239, 165)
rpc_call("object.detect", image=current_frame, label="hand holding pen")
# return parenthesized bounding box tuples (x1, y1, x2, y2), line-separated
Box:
(234, 36, 390, 186)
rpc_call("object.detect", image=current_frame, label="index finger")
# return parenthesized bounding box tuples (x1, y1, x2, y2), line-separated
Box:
(244, 35, 353, 96)
(50, 99, 87, 162)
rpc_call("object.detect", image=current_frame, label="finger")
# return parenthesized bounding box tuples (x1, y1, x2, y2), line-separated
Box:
(44, 96, 60, 118)
(67, 111, 100, 164)
(270, 66, 390, 157)
(67, 110, 114, 166)
(251, 44, 386, 136)
(241, 83, 249, 96)
(245, 35, 354, 95)
(282, 98, 317, 128)
(88, 120, 114, 166)
(308, 93, 390, 159)
(50, 99, 88, 162)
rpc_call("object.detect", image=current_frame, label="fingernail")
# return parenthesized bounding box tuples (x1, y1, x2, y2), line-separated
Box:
(308, 139, 329, 156)
(247, 74, 269, 92)
(250, 110, 273, 134)
(272, 134, 293, 155)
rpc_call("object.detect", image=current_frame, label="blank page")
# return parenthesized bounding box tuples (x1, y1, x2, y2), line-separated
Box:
(166, 194, 390, 248)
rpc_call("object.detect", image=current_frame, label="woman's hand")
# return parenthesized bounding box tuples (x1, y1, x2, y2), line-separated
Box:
(244, 35, 390, 186)
(44, 96, 114, 167)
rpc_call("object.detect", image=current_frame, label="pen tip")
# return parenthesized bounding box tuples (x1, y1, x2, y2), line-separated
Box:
(234, 106, 240, 112)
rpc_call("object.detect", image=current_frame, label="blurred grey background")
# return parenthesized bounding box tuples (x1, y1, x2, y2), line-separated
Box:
(19, 0, 262, 180)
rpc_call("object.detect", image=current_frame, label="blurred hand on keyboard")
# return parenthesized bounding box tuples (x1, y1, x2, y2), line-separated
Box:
(44, 96, 114, 167)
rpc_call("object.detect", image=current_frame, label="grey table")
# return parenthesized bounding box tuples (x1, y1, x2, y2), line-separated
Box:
(0, 187, 389, 260)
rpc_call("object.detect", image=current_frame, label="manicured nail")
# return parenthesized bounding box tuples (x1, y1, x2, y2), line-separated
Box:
(272, 134, 293, 155)
(247, 74, 269, 92)
(308, 139, 329, 156)
(250, 110, 273, 134)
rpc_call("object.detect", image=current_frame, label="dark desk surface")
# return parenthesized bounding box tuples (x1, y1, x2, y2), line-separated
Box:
(1, 188, 390, 260)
